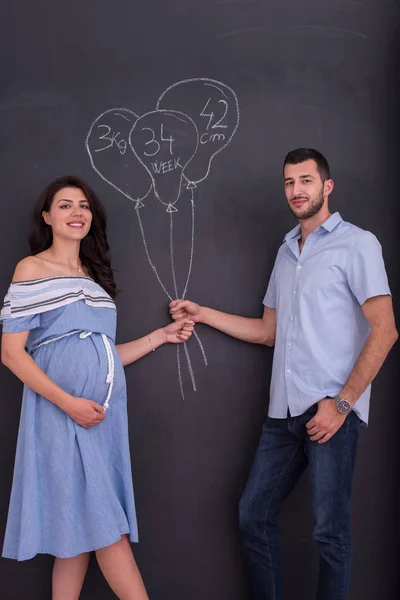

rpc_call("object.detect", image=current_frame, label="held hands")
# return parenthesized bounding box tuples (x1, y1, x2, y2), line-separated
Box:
(163, 318, 195, 344)
(64, 397, 106, 429)
(306, 398, 347, 444)
(170, 299, 204, 323)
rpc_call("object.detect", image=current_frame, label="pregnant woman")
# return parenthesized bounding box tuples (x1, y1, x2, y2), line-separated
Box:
(1, 176, 194, 600)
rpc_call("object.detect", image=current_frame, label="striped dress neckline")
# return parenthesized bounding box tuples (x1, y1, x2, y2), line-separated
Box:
(1, 276, 115, 319)
(11, 275, 94, 286)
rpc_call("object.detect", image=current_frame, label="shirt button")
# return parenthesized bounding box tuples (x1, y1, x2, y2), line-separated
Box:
(297, 265, 302, 270)
(286, 369, 291, 374)
(293, 290, 297, 295)
(287, 342, 291, 347)
(290, 316, 294, 321)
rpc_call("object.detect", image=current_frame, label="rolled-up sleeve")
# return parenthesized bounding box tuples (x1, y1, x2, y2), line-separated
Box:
(346, 232, 391, 305)
(263, 259, 278, 309)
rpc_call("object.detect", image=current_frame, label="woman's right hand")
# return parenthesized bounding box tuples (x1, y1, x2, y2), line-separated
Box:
(64, 397, 106, 428)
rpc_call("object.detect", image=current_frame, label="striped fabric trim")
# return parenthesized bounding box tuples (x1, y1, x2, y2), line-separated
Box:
(0, 276, 115, 319)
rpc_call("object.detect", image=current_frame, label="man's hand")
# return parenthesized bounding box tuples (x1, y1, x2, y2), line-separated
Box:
(170, 299, 205, 323)
(306, 398, 347, 444)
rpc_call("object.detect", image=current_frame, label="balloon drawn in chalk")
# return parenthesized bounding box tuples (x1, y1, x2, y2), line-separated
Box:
(85, 79, 240, 400)
(157, 78, 240, 185)
(86, 108, 152, 205)
(129, 110, 198, 212)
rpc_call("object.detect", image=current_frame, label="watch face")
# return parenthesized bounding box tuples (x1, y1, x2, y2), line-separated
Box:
(337, 399, 351, 414)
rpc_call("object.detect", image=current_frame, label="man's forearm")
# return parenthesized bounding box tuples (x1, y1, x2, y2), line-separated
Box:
(201, 306, 275, 346)
(340, 328, 398, 405)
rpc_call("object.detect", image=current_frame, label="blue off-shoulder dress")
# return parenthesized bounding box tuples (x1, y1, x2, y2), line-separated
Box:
(0, 276, 138, 561)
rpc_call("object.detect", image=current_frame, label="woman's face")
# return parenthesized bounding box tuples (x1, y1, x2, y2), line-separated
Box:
(42, 187, 93, 241)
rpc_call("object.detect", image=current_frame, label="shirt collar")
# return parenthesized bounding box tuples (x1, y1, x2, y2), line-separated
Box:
(283, 212, 343, 242)
(284, 224, 301, 242)
(319, 212, 343, 232)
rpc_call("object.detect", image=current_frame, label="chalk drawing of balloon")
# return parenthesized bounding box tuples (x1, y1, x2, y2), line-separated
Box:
(86, 108, 152, 204)
(129, 110, 199, 211)
(156, 79, 240, 185)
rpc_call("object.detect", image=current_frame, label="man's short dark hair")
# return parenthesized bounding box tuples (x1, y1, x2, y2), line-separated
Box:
(283, 148, 331, 182)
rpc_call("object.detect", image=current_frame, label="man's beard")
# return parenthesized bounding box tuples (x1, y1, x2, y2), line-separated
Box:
(289, 188, 324, 220)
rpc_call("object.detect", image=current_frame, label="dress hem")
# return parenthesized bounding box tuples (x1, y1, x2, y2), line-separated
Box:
(2, 529, 138, 562)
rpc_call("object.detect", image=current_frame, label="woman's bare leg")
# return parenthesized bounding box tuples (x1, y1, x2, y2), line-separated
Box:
(95, 535, 149, 600)
(52, 552, 90, 600)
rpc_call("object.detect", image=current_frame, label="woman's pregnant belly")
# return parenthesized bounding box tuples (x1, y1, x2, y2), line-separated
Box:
(32, 332, 126, 405)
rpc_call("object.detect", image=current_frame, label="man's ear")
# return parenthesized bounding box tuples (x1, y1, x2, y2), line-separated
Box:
(324, 179, 334, 197)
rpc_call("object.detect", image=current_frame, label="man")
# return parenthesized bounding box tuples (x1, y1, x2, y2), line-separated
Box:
(170, 148, 398, 600)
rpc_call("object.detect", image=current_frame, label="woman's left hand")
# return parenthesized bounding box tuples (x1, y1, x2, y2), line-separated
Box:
(163, 319, 195, 344)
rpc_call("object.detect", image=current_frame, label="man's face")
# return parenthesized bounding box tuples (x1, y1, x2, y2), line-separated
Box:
(284, 159, 328, 220)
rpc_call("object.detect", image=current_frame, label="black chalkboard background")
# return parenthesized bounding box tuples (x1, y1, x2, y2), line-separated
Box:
(0, 1, 399, 599)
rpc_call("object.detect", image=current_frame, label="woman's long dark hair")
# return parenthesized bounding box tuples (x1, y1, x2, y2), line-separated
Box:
(29, 176, 117, 298)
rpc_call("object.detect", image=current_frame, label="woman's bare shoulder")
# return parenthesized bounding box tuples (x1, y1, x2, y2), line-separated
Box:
(12, 256, 45, 283)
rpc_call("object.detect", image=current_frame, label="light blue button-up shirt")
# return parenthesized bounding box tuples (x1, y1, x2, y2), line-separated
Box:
(263, 212, 391, 424)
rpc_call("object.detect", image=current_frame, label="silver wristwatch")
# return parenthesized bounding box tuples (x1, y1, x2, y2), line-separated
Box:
(334, 394, 352, 415)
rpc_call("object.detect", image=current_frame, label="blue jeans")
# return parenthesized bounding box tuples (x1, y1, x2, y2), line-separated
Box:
(239, 406, 361, 600)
